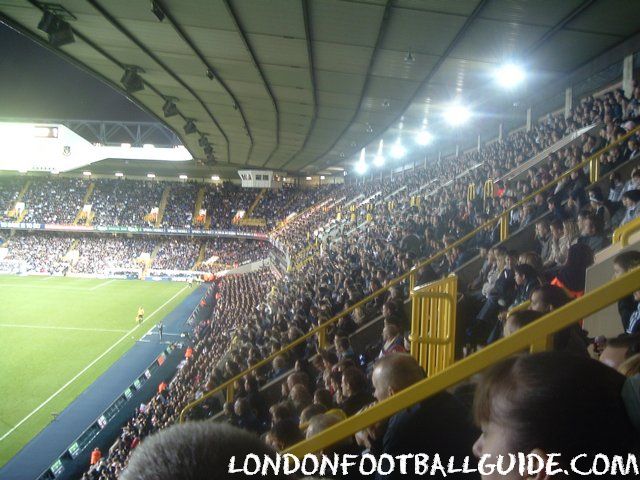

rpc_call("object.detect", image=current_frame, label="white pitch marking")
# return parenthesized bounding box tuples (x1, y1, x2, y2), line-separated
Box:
(0, 324, 129, 333)
(89, 279, 117, 291)
(0, 285, 189, 443)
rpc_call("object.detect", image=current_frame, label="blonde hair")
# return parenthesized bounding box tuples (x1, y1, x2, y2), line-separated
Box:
(618, 353, 640, 377)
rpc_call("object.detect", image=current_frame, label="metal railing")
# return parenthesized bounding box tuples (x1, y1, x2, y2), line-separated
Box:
(612, 215, 640, 247)
(409, 275, 457, 376)
(285, 267, 640, 456)
(179, 123, 640, 421)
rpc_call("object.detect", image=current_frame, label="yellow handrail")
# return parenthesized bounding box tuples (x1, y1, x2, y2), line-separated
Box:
(612, 215, 640, 247)
(179, 123, 640, 422)
(285, 266, 640, 456)
(409, 275, 457, 375)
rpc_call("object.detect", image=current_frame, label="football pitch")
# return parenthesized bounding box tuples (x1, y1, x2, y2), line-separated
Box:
(0, 275, 193, 466)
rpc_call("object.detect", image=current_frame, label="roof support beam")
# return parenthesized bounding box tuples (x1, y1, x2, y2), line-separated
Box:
(278, 0, 318, 171)
(296, 0, 394, 172)
(154, 0, 254, 165)
(83, 0, 231, 163)
(220, 0, 280, 167)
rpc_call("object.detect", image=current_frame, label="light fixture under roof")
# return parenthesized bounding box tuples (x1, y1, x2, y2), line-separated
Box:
(355, 147, 368, 175)
(495, 62, 525, 89)
(82, 171, 91, 176)
(162, 98, 178, 118)
(390, 139, 406, 159)
(37, 10, 75, 47)
(115, 172, 124, 177)
(374, 139, 385, 167)
(179, 174, 188, 180)
(305, 176, 312, 180)
(183, 119, 197, 135)
(443, 103, 472, 127)
(415, 129, 433, 146)
(147, 173, 156, 179)
(151, 0, 165, 21)
(121, 66, 145, 93)
(211, 175, 220, 181)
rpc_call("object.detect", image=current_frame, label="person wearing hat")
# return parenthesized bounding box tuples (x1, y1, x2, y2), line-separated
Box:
(620, 189, 640, 227)
(589, 187, 611, 232)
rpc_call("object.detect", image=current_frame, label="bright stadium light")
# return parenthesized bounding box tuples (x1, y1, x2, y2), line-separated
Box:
(415, 129, 433, 146)
(355, 147, 368, 175)
(320, 175, 325, 180)
(179, 174, 188, 179)
(443, 103, 472, 127)
(390, 139, 406, 159)
(147, 173, 156, 179)
(82, 171, 91, 176)
(374, 139, 385, 167)
(211, 175, 220, 181)
(305, 176, 312, 180)
(121, 143, 131, 148)
(115, 172, 124, 177)
(495, 62, 525, 89)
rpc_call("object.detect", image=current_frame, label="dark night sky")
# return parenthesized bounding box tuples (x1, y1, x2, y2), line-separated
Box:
(0, 22, 153, 122)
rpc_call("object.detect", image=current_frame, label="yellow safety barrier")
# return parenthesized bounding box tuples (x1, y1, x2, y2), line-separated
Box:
(180, 123, 640, 422)
(285, 267, 640, 456)
(483, 178, 493, 208)
(612, 215, 640, 247)
(467, 183, 475, 202)
(409, 275, 457, 376)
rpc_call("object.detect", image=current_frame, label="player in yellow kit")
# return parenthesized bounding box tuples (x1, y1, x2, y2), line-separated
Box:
(136, 306, 144, 326)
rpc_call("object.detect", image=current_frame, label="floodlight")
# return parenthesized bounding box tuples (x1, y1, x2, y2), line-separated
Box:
(147, 173, 156, 179)
(374, 139, 385, 167)
(82, 171, 91, 176)
(151, 1, 165, 21)
(443, 103, 471, 126)
(203, 144, 214, 157)
(305, 176, 312, 180)
(390, 139, 406, 159)
(115, 172, 124, 177)
(211, 175, 220, 181)
(415, 129, 433, 146)
(179, 174, 188, 180)
(495, 62, 525, 89)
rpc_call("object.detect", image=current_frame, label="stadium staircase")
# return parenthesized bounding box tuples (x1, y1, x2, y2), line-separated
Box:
(73, 182, 95, 225)
(7, 179, 30, 219)
(246, 188, 266, 218)
(192, 242, 207, 270)
(179, 124, 640, 424)
(155, 185, 172, 227)
(192, 185, 206, 226)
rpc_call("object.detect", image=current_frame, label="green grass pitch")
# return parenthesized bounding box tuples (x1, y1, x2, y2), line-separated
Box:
(0, 275, 193, 466)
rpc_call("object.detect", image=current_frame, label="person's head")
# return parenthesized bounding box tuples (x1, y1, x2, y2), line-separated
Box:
(513, 263, 538, 287)
(269, 419, 304, 451)
(382, 322, 400, 342)
(371, 354, 425, 402)
(341, 366, 368, 398)
(600, 334, 640, 369)
(622, 189, 640, 208)
(313, 388, 333, 409)
(473, 352, 640, 479)
(580, 212, 598, 235)
(120, 422, 282, 480)
(306, 413, 344, 441)
(534, 220, 549, 239)
(613, 250, 640, 278)
(619, 353, 640, 377)
(269, 401, 295, 425)
(549, 218, 563, 240)
(299, 403, 327, 425)
(234, 397, 253, 418)
(529, 284, 570, 313)
(272, 355, 287, 373)
(503, 310, 543, 337)
(289, 384, 312, 414)
(516, 251, 542, 273)
(287, 371, 309, 392)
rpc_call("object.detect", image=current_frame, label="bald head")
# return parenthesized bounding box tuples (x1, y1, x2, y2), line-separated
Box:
(372, 353, 425, 402)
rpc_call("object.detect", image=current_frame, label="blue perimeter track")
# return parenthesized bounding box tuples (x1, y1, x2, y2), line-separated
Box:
(0, 284, 207, 480)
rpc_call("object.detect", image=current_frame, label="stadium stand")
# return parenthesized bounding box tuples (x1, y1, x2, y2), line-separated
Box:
(3, 4, 640, 480)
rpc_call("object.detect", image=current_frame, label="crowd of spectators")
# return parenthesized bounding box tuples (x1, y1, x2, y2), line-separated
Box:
(4, 232, 71, 273)
(200, 238, 271, 269)
(73, 235, 156, 274)
(22, 177, 88, 224)
(0, 177, 24, 221)
(160, 182, 198, 228)
(90, 179, 164, 227)
(82, 270, 273, 480)
(152, 238, 200, 271)
(41, 83, 640, 479)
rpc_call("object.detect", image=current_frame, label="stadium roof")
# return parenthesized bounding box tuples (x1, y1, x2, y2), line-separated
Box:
(1, 0, 639, 177)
